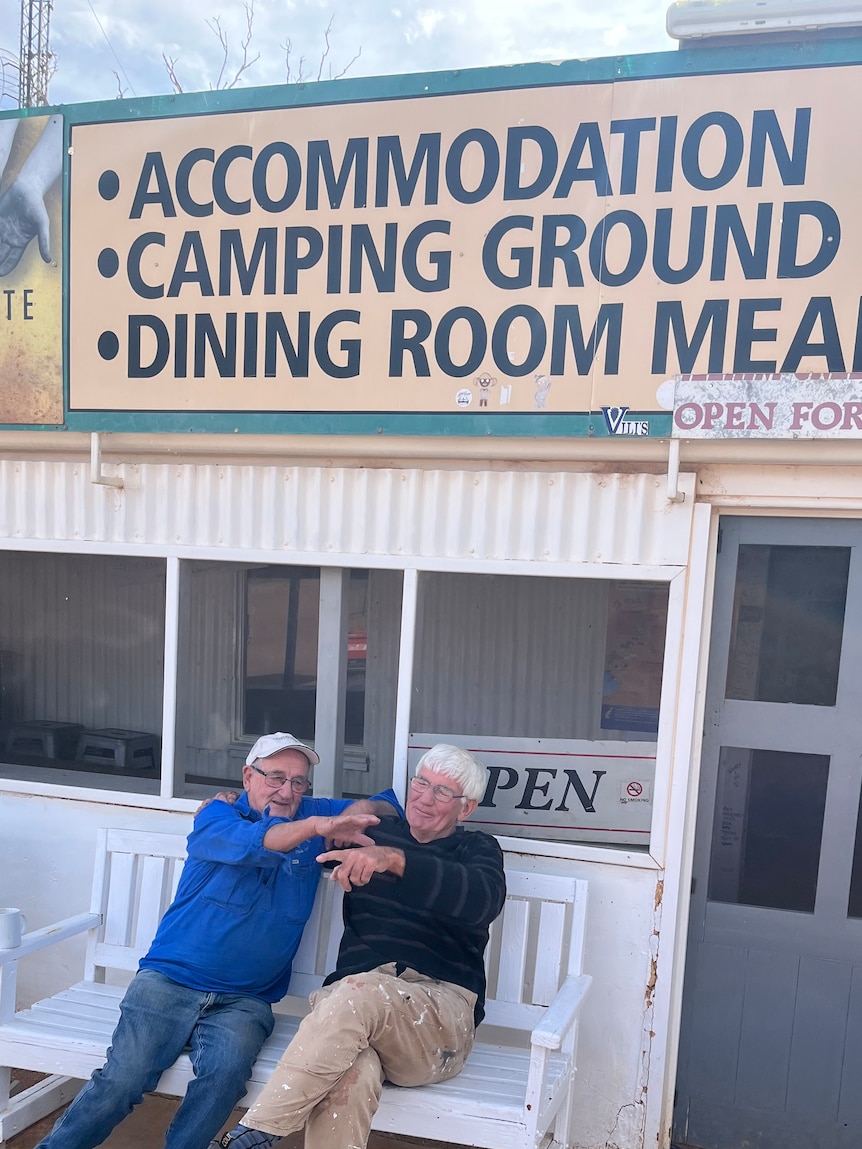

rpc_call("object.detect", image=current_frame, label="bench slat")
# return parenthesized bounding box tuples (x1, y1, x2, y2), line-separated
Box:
(137, 856, 170, 950)
(535, 901, 567, 1003)
(103, 852, 135, 947)
(496, 898, 529, 1003)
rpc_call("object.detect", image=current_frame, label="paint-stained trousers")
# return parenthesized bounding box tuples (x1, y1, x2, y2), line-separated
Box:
(242, 963, 477, 1149)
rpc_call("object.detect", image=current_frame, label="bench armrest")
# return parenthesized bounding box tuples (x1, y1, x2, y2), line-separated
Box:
(0, 913, 101, 965)
(530, 974, 593, 1051)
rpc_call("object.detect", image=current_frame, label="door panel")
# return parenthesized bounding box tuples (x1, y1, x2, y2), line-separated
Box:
(674, 517, 862, 1149)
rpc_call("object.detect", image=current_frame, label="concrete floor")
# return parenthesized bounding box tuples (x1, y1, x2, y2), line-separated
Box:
(6, 1073, 454, 1149)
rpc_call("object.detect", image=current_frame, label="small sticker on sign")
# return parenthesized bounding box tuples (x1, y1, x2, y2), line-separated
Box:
(620, 779, 651, 804)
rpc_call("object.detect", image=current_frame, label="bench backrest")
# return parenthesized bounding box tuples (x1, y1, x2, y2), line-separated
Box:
(86, 829, 587, 1033)
(85, 828, 187, 980)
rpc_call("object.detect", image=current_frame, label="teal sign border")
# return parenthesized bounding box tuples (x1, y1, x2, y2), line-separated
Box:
(3, 33, 862, 437)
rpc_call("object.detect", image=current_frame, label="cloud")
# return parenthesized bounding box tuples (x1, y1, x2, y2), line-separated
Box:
(602, 22, 629, 48)
(1, 0, 676, 106)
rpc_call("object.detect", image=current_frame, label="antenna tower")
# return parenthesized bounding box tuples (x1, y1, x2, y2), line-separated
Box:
(19, 0, 53, 107)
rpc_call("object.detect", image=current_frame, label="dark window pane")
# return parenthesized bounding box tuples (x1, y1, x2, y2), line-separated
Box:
(0, 551, 165, 795)
(244, 567, 368, 745)
(708, 747, 829, 912)
(245, 567, 320, 741)
(726, 545, 849, 706)
(847, 786, 862, 919)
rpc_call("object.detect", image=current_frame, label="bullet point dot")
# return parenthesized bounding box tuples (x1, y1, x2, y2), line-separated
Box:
(98, 331, 120, 360)
(97, 248, 119, 278)
(98, 171, 120, 200)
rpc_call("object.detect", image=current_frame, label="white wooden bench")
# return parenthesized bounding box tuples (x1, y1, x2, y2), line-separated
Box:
(0, 828, 591, 1149)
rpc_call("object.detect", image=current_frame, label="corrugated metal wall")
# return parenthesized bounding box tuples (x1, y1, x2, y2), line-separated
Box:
(0, 462, 694, 566)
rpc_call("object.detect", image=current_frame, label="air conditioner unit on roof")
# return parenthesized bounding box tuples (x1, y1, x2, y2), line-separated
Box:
(667, 0, 862, 39)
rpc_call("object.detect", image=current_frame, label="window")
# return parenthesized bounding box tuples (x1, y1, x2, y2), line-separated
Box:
(408, 572, 669, 848)
(0, 551, 166, 794)
(708, 746, 829, 913)
(243, 567, 368, 745)
(726, 544, 849, 706)
(0, 550, 671, 835)
(174, 563, 402, 800)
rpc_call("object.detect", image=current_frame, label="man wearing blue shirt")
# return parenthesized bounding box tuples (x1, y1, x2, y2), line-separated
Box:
(34, 732, 399, 1149)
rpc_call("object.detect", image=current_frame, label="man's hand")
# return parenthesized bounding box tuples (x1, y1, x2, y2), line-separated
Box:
(317, 845, 405, 890)
(194, 791, 240, 816)
(314, 811, 380, 850)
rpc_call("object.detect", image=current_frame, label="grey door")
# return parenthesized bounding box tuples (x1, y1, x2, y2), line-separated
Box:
(674, 516, 862, 1149)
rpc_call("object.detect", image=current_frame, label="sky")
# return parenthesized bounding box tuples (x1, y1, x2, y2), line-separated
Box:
(0, 0, 678, 109)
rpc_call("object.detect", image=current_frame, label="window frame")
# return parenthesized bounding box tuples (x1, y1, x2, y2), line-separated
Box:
(0, 539, 701, 873)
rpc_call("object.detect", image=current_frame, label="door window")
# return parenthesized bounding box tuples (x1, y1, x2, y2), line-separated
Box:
(726, 544, 850, 706)
(708, 746, 829, 913)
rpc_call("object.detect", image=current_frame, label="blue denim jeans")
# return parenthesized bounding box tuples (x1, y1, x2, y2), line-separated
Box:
(35, 969, 274, 1149)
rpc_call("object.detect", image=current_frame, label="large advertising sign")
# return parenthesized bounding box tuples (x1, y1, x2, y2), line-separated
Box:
(5, 45, 862, 434)
(61, 57, 862, 431)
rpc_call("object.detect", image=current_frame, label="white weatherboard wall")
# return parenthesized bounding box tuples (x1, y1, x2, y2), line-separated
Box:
(0, 459, 698, 1149)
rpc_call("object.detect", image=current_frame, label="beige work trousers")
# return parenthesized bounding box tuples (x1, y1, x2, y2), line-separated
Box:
(243, 963, 477, 1149)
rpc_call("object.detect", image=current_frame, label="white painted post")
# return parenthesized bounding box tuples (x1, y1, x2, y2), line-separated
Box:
(392, 568, 419, 805)
(314, 568, 348, 797)
(159, 556, 180, 800)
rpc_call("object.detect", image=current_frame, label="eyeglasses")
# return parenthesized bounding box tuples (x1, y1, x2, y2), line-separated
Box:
(409, 775, 466, 805)
(250, 764, 310, 792)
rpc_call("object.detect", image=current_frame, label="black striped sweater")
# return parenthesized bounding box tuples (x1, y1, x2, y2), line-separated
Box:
(323, 818, 506, 1025)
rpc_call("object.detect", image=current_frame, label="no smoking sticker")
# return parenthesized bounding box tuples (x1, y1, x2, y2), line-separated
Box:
(620, 779, 651, 803)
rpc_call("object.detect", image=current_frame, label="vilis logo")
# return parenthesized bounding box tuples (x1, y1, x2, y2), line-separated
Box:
(601, 406, 650, 437)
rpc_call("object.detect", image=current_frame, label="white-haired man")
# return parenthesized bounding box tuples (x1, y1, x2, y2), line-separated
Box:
(34, 732, 400, 1149)
(216, 743, 505, 1149)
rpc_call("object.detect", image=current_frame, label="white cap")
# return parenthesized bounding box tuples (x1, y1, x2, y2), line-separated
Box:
(245, 732, 320, 768)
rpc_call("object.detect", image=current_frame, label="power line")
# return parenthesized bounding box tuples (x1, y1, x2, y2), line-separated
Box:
(86, 0, 136, 96)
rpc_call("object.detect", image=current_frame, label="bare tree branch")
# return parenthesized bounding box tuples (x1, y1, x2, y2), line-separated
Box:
(315, 16, 333, 82)
(283, 38, 308, 85)
(226, 1, 260, 88)
(332, 45, 361, 81)
(112, 70, 128, 99)
(283, 16, 358, 85)
(205, 15, 230, 91)
(200, 1, 260, 90)
(159, 5, 355, 95)
(162, 52, 184, 94)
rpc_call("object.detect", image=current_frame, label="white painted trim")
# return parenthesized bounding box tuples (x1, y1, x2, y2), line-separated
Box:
(497, 835, 662, 871)
(646, 569, 689, 870)
(643, 502, 717, 1149)
(667, 438, 685, 503)
(315, 569, 348, 798)
(89, 433, 123, 489)
(392, 569, 419, 807)
(0, 536, 683, 583)
(0, 776, 199, 813)
(699, 497, 862, 510)
(159, 557, 180, 801)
